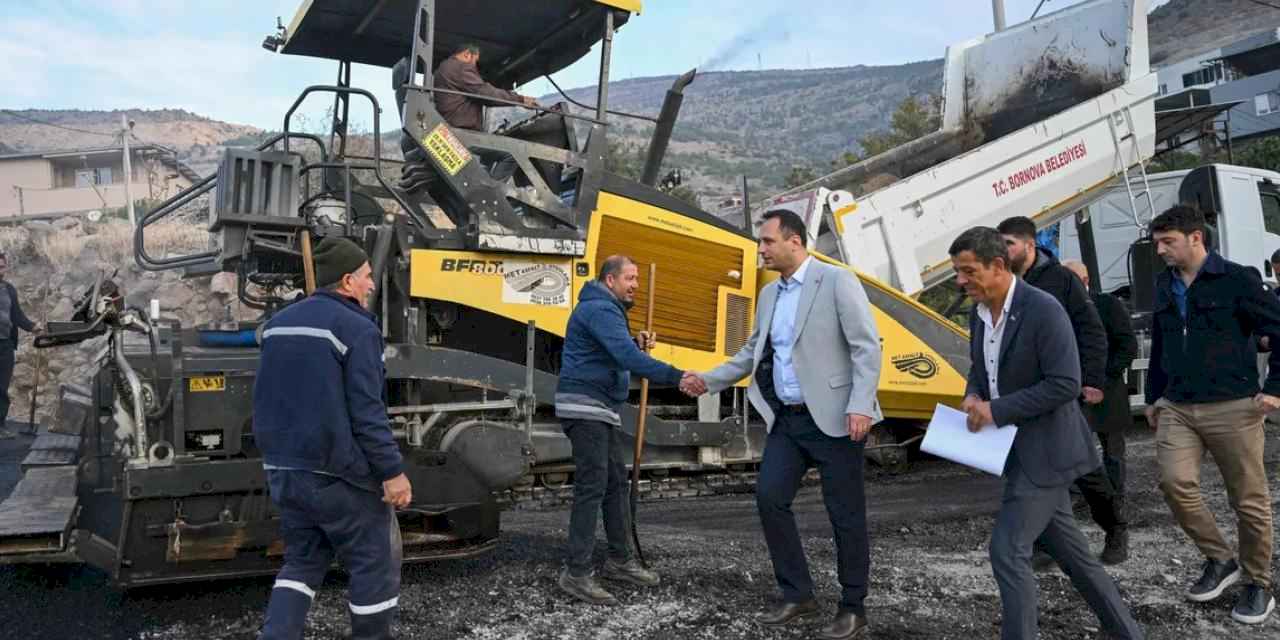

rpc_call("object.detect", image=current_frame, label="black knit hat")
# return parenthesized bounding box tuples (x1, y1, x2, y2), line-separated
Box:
(313, 236, 369, 287)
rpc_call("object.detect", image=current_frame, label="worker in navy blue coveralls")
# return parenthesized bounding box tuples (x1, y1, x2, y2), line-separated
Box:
(554, 255, 685, 605)
(254, 236, 412, 640)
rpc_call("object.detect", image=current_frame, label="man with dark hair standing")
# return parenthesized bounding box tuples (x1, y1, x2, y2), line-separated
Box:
(1145, 205, 1279, 625)
(1062, 260, 1138, 534)
(0, 252, 40, 439)
(254, 237, 411, 640)
(687, 209, 882, 640)
(555, 254, 688, 605)
(951, 226, 1142, 640)
(997, 216, 1127, 564)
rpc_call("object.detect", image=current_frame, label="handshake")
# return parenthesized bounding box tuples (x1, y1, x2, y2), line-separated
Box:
(632, 331, 708, 396)
(679, 371, 707, 397)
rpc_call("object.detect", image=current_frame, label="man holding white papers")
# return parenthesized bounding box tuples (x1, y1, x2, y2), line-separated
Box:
(949, 227, 1142, 640)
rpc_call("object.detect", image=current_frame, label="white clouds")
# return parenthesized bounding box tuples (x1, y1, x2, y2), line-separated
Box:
(0, 38, 50, 102)
(0, 15, 257, 116)
(0, 6, 349, 128)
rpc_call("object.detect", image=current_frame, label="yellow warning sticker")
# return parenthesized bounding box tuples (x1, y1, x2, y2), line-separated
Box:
(422, 124, 473, 176)
(188, 376, 226, 392)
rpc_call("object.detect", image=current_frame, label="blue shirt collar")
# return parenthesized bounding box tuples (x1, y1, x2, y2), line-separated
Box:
(1168, 251, 1223, 284)
(779, 256, 813, 290)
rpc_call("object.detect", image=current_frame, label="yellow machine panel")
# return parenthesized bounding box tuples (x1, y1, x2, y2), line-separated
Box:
(410, 251, 575, 335)
(871, 307, 968, 419)
(588, 191, 759, 372)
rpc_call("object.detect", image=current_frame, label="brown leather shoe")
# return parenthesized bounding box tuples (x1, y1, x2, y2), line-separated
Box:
(816, 611, 868, 640)
(755, 600, 820, 627)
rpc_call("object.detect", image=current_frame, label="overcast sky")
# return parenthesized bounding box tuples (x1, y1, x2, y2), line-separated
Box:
(0, 0, 1172, 131)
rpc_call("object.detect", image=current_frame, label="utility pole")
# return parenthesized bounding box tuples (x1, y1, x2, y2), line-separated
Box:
(992, 0, 1007, 31)
(120, 114, 136, 227)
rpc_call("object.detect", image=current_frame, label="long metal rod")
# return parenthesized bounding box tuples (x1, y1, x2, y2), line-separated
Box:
(630, 262, 657, 567)
(388, 399, 517, 416)
(992, 0, 1006, 31)
(524, 321, 536, 444)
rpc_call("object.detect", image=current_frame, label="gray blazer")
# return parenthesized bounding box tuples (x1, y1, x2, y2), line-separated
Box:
(702, 258, 883, 437)
(966, 278, 1100, 487)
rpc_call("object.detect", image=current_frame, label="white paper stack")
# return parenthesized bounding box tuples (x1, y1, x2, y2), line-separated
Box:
(921, 404, 1018, 476)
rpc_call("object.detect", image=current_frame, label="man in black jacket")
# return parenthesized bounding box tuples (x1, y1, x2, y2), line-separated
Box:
(998, 217, 1127, 564)
(1063, 261, 1138, 504)
(1145, 206, 1279, 625)
(0, 253, 41, 439)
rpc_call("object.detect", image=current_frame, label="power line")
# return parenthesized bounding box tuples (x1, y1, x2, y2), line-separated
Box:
(1241, 0, 1280, 11)
(0, 109, 119, 137)
(1030, 0, 1049, 20)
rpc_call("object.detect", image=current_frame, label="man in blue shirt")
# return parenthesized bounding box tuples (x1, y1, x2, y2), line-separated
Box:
(691, 210, 883, 640)
(1146, 206, 1280, 625)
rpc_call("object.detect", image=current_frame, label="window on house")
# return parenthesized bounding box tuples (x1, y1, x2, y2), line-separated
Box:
(73, 167, 114, 187)
(1256, 91, 1280, 116)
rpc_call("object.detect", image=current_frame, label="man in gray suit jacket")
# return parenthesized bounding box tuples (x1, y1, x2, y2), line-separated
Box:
(949, 227, 1142, 640)
(686, 210, 882, 640)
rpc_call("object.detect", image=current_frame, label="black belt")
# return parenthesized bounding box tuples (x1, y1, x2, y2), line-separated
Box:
(778, 403, 809, 416)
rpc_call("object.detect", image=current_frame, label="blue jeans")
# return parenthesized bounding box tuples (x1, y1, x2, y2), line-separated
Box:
(756, 406, 869, 614)
(562, 419, 633, 577)
(261, 471, 400, 640)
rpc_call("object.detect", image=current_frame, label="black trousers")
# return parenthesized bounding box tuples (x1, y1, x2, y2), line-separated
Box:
(1097, 430, 1127, 496)
(756, 405, 869, 614)
(1063, 397, 1126, 533)
(1074, 464, 1126, 532)
(562, 419, 633, 577)
(0, 343, 14, 426)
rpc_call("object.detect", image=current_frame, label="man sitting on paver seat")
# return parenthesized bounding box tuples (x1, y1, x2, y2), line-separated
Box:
(393, 43, 539, 187)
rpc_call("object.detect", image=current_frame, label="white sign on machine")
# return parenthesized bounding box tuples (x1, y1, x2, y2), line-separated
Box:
(501, 261, 571, 307)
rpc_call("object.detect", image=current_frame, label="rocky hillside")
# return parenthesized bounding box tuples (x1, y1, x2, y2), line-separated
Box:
(539, 61, 943, 196)
(1148, 0, 1280, 65)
